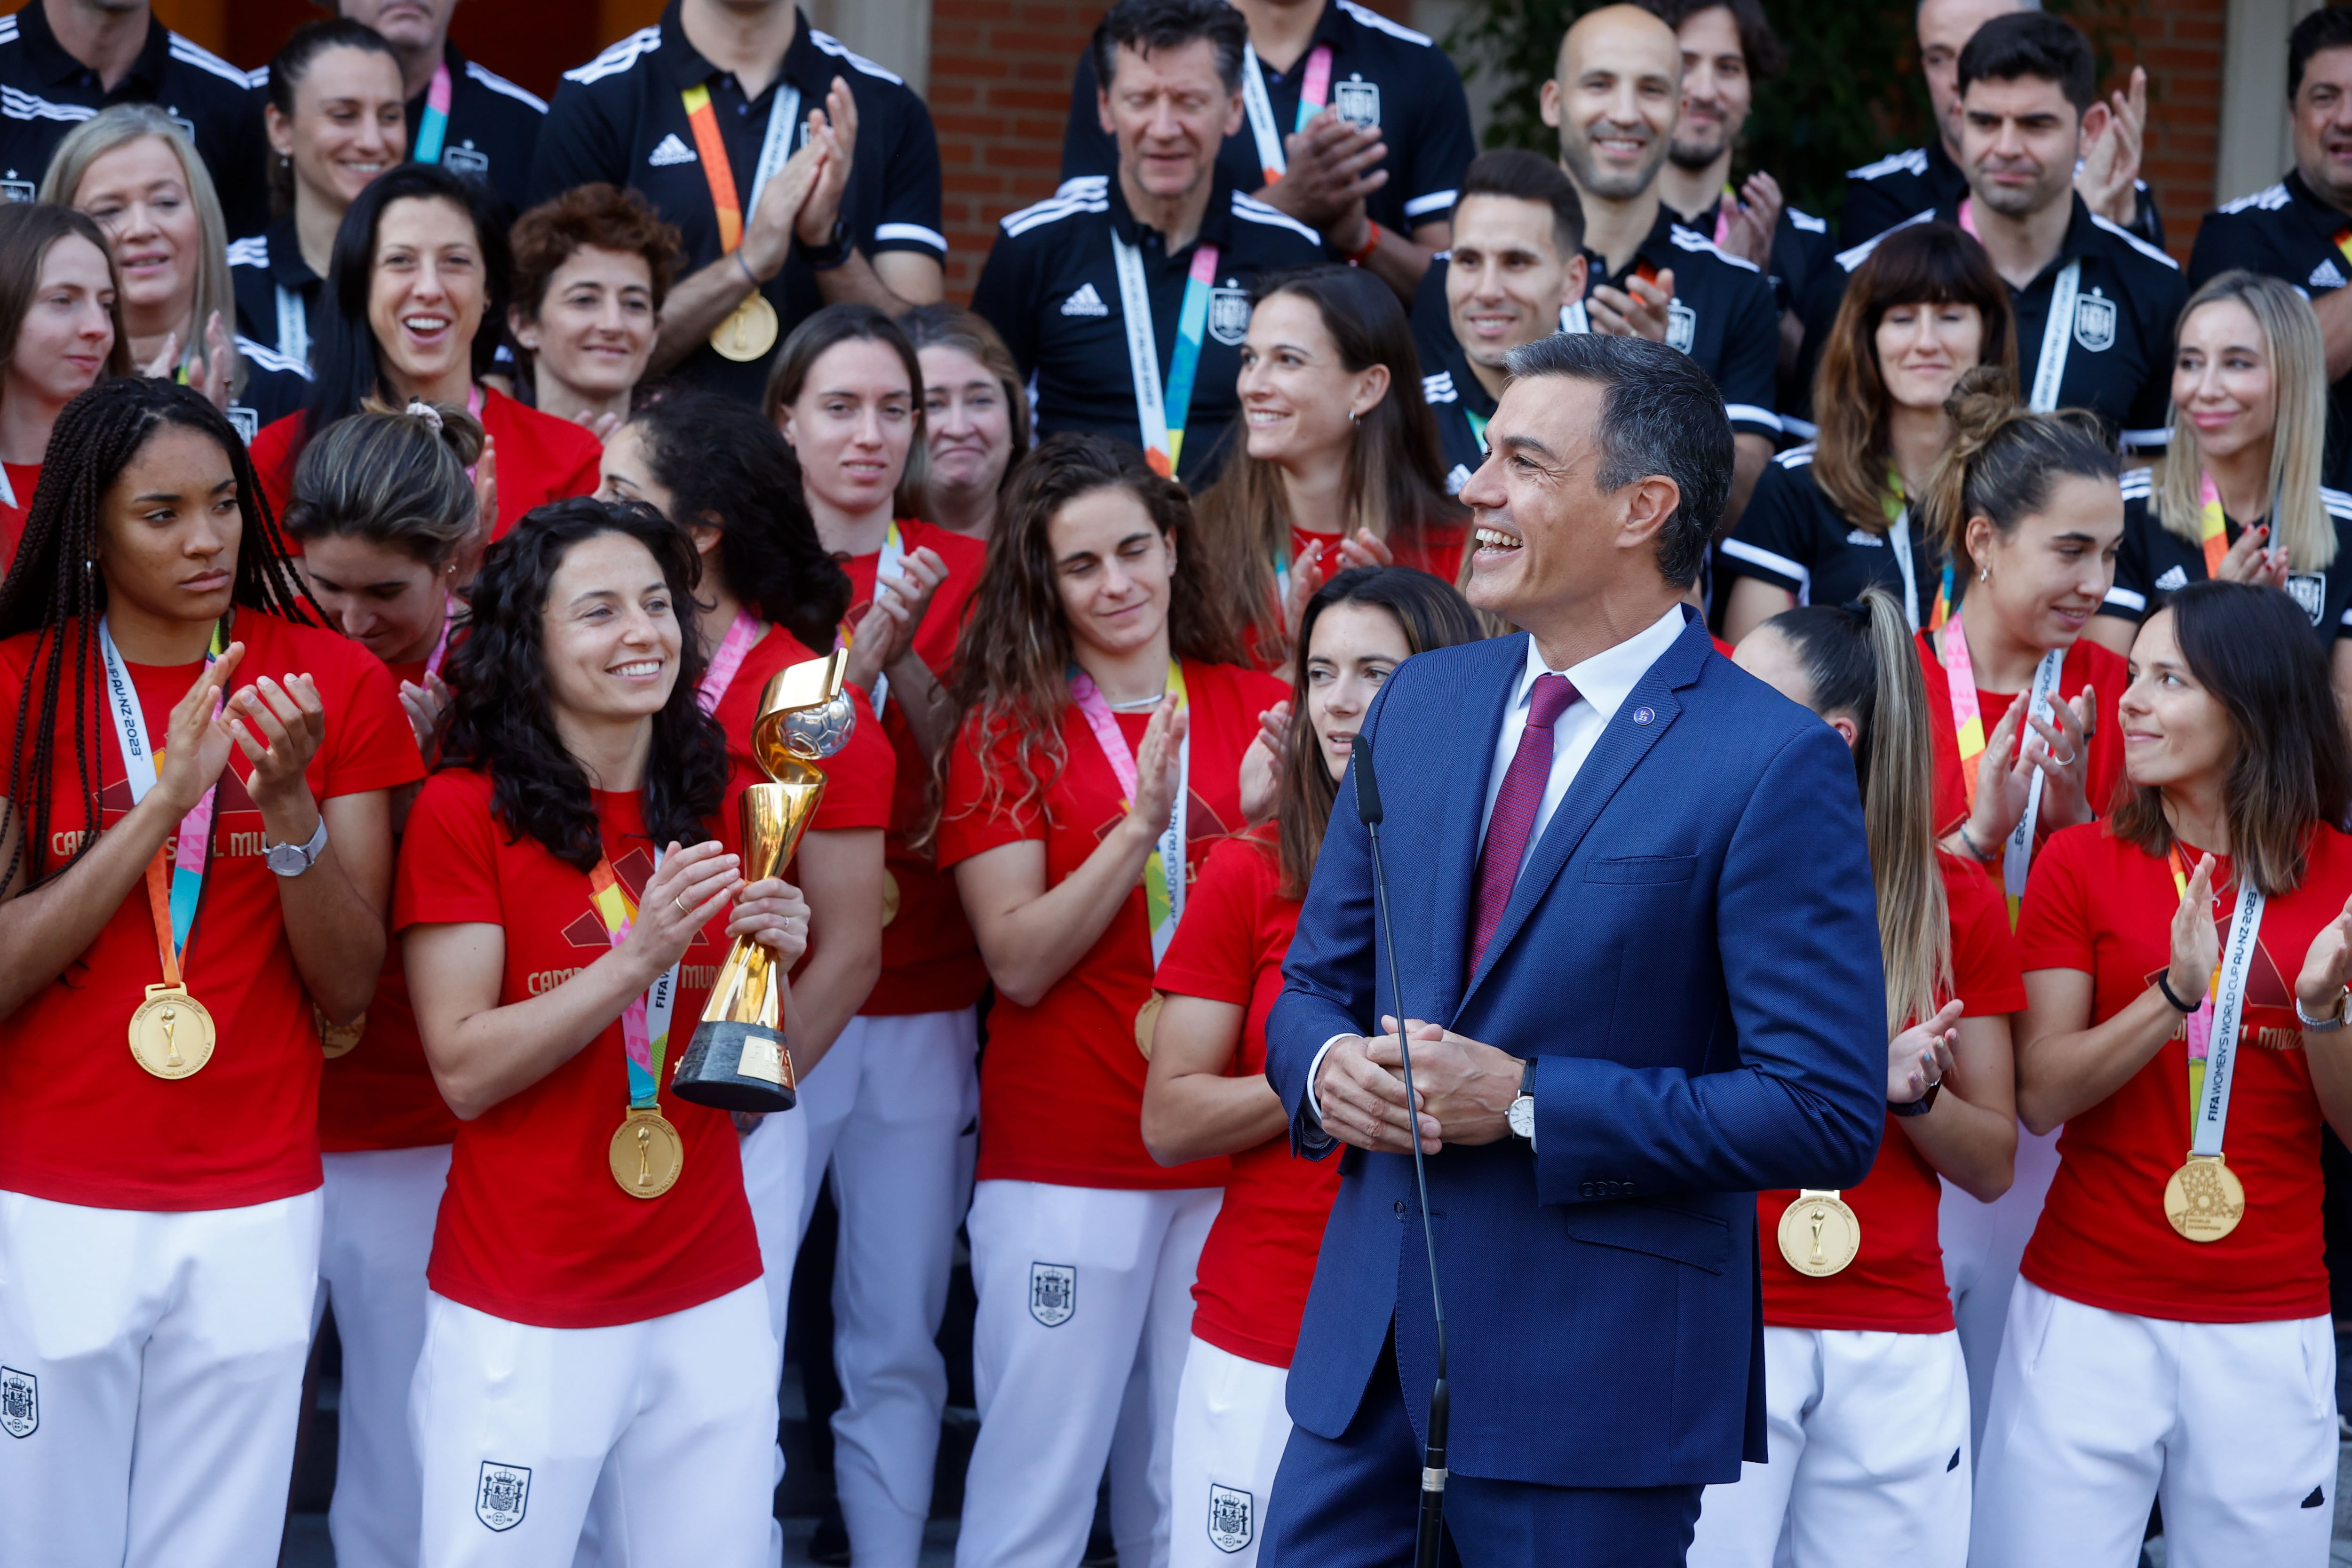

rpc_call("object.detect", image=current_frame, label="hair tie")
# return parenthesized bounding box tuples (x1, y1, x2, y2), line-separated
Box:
(1839, 598, 1874, 625)
(405, 399, 444, 433)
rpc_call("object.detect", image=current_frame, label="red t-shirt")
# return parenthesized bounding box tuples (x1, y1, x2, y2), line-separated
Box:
(1757, 853, 2026, 1333)
(1154, 828, 1332, 1366)
(937, 656, 1287, 1187)
(1290, 522, 1465, 587)
(0, 612, 422, 1210)
(840, 518, 991, 1015)
(0, 461, 40, 573)
(1916, 630, 2127, 838)
(250, 387, 602, 543)
(320, 647, 460, 1152)
(2016, 823, 2350, 1323)
(394, 771, 763, 1329)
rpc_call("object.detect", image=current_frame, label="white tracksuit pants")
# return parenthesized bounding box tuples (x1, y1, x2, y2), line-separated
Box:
(1970, 1280, 2337, 1568)
(1688, 1326, 1971, 1568)
(1167, 1335, 1293, 1568)
(320, 1143, 453, 1568)
(1939, 1122, 2060, 1455)
(787, 1008, 980, 1568)
(956, 1179, 1221, 1568)
(0, 1187, 322, 1568)
(411, 1280, 780, 1568)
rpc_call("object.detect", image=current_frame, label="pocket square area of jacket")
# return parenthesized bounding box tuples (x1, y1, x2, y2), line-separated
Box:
(1581, 854, 1698, 885)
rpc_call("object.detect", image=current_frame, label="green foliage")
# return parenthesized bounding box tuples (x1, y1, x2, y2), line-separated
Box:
(1447, 0, 1936, 228)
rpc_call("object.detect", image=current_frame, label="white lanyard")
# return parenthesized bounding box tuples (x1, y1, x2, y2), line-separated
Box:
(2004, 648, 2066, 904)
(2191, 878, 2267, 1158)
(2028, 260, 2081, 414)
(1240, 46, 1287, 181)
(742, 85, 801, 230)
(99, 619, 166, 804)
(1560, 300, 1590, 335)
(0, 464, 16, 510)
(275, 284, 310, 367)
(869, 522, 905, 717)
(1886, 507, 1920, 630)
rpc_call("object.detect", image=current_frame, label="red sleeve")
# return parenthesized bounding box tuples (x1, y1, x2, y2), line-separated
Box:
(935, 714, 1048, 868)
(394, 771, 502, 930)
(809, 682, 894, 833)
(249, 414, 298, 534)
(1153, 836, 1272, 1003)
(320, 638, 428, 797)
(2016, 824, 2097, 973)
(1944, 855, 2028, 1016)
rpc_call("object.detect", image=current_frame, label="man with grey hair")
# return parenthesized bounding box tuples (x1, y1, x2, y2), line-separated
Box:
(1261, 333, 1888, 1565)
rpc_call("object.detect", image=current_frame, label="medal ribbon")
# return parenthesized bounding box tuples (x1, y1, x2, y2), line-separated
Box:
(1240, 42, 1334, 183)
(2335, 228, 2352, 272)
(414, 58, 453, 164)
(99, 617, 229, 977)
(1881, 472, 1923, 631)
(587, 852, 681, 1112)
(697, 608, 763, 716)
(1941, 617, 2062, 923)
(2194, 471, 2230, 581)
(679, 80, 801, 255)
(1069, 660, 1191, 963)
(1711, 184, 1738, 249)
(2169, 847, 2225, 1109)
(834, 522, 905, 716)
(275, 284, 309, 366)
(423, 596, 454, 682)
(2165, 848, 2265, 1160)
(1112, 237, 1221, 478)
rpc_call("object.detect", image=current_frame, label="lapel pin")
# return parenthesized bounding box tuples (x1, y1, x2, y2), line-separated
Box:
(1632, 706, 1655, 726)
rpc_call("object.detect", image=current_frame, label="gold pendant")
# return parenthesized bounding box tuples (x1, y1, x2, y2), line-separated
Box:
(2164, 1153, 2246, 1242)
(1135, 991, 1165, 1059)
(880, 867, 900, 929)
(128, 983, 216, 1079)
(709, 291, 779, 362)
(1776, 1189, 1859, 1277)
(317, 1005, 366, 1059)
(609, 1109, 684, 1199)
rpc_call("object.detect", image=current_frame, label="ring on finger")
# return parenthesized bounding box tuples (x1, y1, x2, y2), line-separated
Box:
(675, 895, 691, 915)
(2052, 746, 2078, 767)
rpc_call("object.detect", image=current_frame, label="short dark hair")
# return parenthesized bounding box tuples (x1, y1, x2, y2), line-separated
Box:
(1957, 11, 2096, 115)
(1454, 150, 1586, 262)
(1090, 0, 1249, 96)
(509, 183, 682, 318)
(1500, 334, 1732, 588)
(1634, 0, 1786, 80)
(2290, 7, 2352, 99)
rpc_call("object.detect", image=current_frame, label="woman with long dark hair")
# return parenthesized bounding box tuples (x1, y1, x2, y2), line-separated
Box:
(0, 377, 419, 1562)
(0, 202, 130, 564)
(398, 497, 806, 1564)
(247, 162, 601, 539)
(1974, 581, 2352, 1565)
(1720, 222, 2018, 644)
(1144, 565, 1479, 1568)
(938, 432, 1285, 1566)
(280, 397, 481, 1567)
(1191, 266, 1466, 664)
(1691, 589, 2024, 1567)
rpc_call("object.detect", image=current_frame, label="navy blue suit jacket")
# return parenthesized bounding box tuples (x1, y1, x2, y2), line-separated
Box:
(1264, 614, 1886, 1489)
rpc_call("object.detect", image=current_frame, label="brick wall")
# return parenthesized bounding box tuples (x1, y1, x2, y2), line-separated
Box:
(928, 1, 1096, 299)
(2100, 0, 2228, 262)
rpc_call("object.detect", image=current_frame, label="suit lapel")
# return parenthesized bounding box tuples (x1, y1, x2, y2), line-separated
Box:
(1422, 635, 1522, 1026)
(1459, 619, 1714, 1008)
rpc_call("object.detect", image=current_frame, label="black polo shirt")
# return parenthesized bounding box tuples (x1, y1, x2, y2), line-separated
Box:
(970, 171, 1325, 488)
(228, 218, 319, 367)
(408, 45, 544, 218)
(1416, 334, 1496, 497)
(1718, 444, 1949, 623)
(227, 335, 310, 444)
(0, 3, 268, 234)
(2190, 171, 2352, 487)
(1057, 0, 1475, 247)
(1842, 137, 2165, 250)
(1819, 197, 2184, 451)
(532, 1, 944, 404)
(1670, 194, 1833, 435)
(2103, 466, 2352, 644)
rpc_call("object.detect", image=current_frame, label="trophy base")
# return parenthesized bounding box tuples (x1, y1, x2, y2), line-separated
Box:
(670, 1020, 798, 1114)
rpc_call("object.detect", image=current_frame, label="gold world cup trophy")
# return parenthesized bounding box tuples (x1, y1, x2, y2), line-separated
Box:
(669, 650, 857, 1112)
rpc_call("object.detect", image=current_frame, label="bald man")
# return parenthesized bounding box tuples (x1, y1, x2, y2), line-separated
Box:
(1537, 4, 1780, 525)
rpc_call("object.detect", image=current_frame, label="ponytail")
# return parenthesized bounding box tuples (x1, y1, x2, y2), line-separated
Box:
(1766, 588, 1951, 1035)
(1921, 365, 2117, 573)
(281, 398, 484, 570)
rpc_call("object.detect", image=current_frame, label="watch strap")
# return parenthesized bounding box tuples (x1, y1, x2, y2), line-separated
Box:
(1519, 1056, 1538, 1096)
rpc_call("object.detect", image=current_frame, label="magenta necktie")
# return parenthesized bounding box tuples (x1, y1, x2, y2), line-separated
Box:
(1470, 672, 1578, 976)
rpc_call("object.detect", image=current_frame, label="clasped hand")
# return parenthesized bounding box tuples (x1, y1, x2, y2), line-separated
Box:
(620, 841, 812, 987)
(1313, 1016, 1521, 1155)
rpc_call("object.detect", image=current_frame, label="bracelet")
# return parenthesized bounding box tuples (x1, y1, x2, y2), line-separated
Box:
(2296, 987, 2350, 1031)
(2155, 972, 2201, 1014)
(1889, 1080, 1940, 1118)
(734, 249, 764, 290)
(1345, 220, 1382, 267)
(1955, 822, 1999, 864)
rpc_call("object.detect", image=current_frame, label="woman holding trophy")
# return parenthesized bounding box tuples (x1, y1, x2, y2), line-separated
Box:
(397, 496, 810, 1565)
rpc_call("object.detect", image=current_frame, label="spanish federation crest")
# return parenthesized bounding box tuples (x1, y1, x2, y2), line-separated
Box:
(476, 1461, 531, 1531)
(1334, 75, 1381, 130)
(1208, 1484, 1253, 1553)
(2289, 572, 2327, 626)
(0, 1367, 35, 1439)
(1208, 287, 1252, 348)
(1029, 1262, 1076, 1327)
(2072, 288, 2117, 353)
(444, 141, 491, 177)
(1666, 298, 1697, 355)
(0, 175, 32, 204)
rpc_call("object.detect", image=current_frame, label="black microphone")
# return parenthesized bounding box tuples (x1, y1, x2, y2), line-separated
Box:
(1351, 740, 1450, 1568)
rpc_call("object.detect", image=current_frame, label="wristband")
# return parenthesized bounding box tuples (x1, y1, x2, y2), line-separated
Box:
(2155, 971, 2201, 1014)
(1955, 822, 1999, 864)
(1345, 220, 1382, 267)
(799, 218, 853, 271)
(1889, 1081, 1940, 1118)
(735, 249, 764, 290)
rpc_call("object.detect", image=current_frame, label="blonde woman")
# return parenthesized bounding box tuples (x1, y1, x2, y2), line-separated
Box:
(2087, 270, 2352, 707)
(42, 105, 312, 443)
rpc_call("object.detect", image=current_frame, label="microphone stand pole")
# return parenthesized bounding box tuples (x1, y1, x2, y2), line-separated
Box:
(1352, 741, 1449, 1568)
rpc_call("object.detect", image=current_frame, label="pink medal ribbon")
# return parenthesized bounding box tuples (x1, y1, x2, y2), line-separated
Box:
(698, 609, 763, 715)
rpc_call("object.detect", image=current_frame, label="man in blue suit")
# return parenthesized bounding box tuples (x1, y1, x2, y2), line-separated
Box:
(1260, 333, 1890, 1566)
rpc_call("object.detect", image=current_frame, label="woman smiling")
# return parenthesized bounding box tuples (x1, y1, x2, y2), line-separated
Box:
(0, 204, 129, 566)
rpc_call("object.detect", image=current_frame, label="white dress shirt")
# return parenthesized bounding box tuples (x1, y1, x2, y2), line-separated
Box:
(1306, 605, 1690, 1143)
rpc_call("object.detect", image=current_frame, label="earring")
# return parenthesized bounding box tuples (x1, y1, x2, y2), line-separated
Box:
(1978, 565, 1989, 584)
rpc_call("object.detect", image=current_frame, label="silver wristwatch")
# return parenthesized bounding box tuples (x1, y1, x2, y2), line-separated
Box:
(265, 816, 329, 877)
(2296, 987, 2351, 1032)
(1507, 1056, 1538, 1140)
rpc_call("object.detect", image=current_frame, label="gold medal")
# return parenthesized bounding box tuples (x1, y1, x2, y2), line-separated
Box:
(1135, 991, 1165, 1059)
(880, 868, 900, 929)
(608, 1109, 684, 1199)
(128, 983, 216, 1079)
(317, 1004, 366, 1059)
(709, 291, 779, 362)
(1775, 1189, 1859, 1277)
(2164, 1152, 2246, 1242)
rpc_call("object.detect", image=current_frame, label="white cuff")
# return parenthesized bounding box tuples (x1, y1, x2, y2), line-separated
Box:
(1305, 1035, 1351, 1127)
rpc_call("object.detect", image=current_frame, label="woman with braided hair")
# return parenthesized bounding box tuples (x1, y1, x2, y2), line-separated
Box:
(0, 376, 422, 1565)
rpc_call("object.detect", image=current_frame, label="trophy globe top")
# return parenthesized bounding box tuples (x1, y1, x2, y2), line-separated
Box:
(749, 650, 857, 782)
